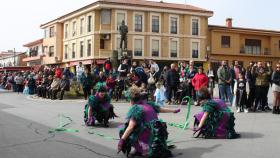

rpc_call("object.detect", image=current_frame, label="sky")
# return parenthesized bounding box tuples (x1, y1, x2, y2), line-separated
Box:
(0, 0, 279, 52)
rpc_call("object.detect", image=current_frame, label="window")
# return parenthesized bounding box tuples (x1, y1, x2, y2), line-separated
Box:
(134, 39, 143, 56)
(117, 13, 125, 30)
(72, 43, 76, 58)
(80, 41, 84, 57)
(101, 9, 111, 24)
(135, 14, 143, 32)
(80, 18, 84, 35)
(49, 27, 55, 37)
(192, 42, 199, 58)
(170, 17, 178, 34)
(221, 36, 230, 48)
(100, 39, 105, 49)
(44, 29, 49, 38)
(65, 24, 68, 39)
(87, 16, 92, 32)
(64, 45, 68, 59)
(245, 39, 261, 55)
(152, 16, 159, 33)
(72, 21, 76, 37)
(49, 46, 54, 57)
(152, 39, 159, 57)
(170, 41, 177, 57)
(87, 40, 91, 56)
(192, 19, 199, 36)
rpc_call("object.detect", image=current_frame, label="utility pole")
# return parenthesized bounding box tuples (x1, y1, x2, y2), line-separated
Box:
(13, 48, 16, 66)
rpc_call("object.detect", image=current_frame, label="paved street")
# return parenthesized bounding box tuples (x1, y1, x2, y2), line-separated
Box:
(1, 90, 280, 158)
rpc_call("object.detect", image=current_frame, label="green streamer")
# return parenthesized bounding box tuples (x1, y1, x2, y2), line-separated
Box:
(48, 114, 79, 133)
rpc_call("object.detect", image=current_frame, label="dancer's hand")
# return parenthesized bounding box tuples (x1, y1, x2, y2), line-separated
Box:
(117, 138, 125, 153)
(86, 116, 95, 126)
(174, 109, 181, 113)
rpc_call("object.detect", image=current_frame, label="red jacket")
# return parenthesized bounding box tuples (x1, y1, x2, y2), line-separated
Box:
(192, 73, 209, 91)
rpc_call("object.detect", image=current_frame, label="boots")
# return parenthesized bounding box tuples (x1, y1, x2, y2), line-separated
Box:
(277, 106, 280, 114)
(272, 106, 277, 114)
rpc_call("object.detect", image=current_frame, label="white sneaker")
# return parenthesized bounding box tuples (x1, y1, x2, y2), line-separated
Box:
(194, 101, 198, 106)
(237, 108, 241, 113)
(244, 108, 249, 113)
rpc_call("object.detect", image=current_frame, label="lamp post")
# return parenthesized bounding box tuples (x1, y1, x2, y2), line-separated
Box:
(13, 48, 16, 66)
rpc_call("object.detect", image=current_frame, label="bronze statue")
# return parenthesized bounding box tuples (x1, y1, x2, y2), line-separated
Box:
(119, 20, 128, 50)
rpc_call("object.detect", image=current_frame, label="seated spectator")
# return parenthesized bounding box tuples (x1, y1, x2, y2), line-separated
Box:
(48, 75, 61, 100)
(59, 75, 70, 100)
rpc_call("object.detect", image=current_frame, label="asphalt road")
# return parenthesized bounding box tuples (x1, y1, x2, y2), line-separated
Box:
(1, 89, 280, 158)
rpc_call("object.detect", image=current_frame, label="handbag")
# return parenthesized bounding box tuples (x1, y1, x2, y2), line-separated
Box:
(148, 73, 155, 84)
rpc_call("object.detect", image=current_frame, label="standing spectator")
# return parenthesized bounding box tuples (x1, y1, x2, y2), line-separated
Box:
(14, 73, 24, 93)
(104, 58, 112, 76)
(28, 74, 36, 95)
(207, 63, 216, 97)
(154, 82, 166, 107)
(234, 73, 248, 113)
(55, 66, 62, 79)
(217, 60, 233, 104)
(46, 75, 53, 98)
(251, 61, 272, 111)
(118, 59, 129, 78)
(160, 66, 169, 86)
(246, 62, 256, 110)
(271, 63, 280, 114)
(81, 68, 93, 100)
(76, 62, 84, 82)
(147, 67, 158, 99)
(229, 64, 236, 94)
(63, 65, 73, 79)
(91, 61, 100, 78)
(130, 61, 138, 73)
(150, 59, 159, 73)
(106, 74, 116, 98)
(59, 75, 70, 100)
(192, 66, 209, 99)
(166, 63, 180, 105)
(186, 63, 197, 103)
(264, 62, 273, 111)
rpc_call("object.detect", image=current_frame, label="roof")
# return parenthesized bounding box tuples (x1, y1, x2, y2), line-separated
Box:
(23, 39, 43, 47)
(40, 0, 213, 28)
(209, 25, 280, 35)
(0, 52, 26, 60)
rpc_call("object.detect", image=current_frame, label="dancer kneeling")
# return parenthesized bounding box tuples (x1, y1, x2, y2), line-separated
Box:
(193, 87, 240, 139)
(84, 86, 117, 127)
(118, 86, 180, 157)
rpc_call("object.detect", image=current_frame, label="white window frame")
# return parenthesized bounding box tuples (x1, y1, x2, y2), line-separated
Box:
(64, 23, 69, 39)
(79, 40, 85, 58)
(169, 38, 179, 58)
(133, 12, 145, 32)
(190, 39, 201, 59)
(115, 10, 127, 31)
(80, 17, 85, 35)
(169, 15, 179, 35)
(72, 20, 77, 37)
(87, 12, 94, 33)
(86, 36, 93, 57)
(150, 37, 161, 58)
(71, 42, 76, 59)
(64, 43, 68, 60)
(150, 13, 161, 33)
(133, 36, 144, 57)
(101, 9, 111, 25)
(190, 16, 200, 36)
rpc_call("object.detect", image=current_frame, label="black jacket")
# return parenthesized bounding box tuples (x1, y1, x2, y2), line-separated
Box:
(167, 69, 179, 87)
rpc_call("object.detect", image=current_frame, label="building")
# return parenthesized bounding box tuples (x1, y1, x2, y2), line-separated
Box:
(40, 0, 213, 67)
(22, 39, 44, 66)
(0, 52, 27, 67)
(0, 51, 14, 58)
(208, 18, 280, 68)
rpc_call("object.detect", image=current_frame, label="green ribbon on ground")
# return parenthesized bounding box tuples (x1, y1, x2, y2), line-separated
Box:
(167, 96, 192, 130)
(88, 127, 119, 141)
(48, 114, 79, 133)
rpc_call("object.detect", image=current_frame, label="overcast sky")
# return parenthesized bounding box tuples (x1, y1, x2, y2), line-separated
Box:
(0, 0, 279, 52)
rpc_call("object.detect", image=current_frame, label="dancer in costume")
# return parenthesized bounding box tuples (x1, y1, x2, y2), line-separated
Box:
(193, 87, 240, 139)
(84, 86, 117, 127)
(118, 86, 180, 157)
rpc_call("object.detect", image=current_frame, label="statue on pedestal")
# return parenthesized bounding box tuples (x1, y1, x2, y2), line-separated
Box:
(119, 20, 128, 50)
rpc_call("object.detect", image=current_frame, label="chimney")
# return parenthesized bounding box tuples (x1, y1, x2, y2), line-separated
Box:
(226, 18, 232, 28)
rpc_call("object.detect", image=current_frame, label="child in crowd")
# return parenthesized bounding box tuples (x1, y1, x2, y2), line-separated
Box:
(154, 82, 166, 107)
(234, 73, 248, 113)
